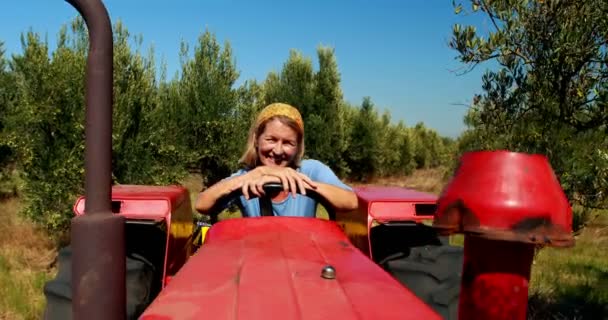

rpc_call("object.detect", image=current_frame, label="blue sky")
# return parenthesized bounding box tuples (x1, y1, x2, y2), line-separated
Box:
(1, 0, 493, 138)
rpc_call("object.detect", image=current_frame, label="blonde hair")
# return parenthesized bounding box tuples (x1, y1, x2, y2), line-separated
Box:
(239, 103, 305, 169)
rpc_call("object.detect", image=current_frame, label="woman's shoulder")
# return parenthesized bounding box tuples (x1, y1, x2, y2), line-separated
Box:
(229, 167, 250, 178)
(299, 158, 351, 190)
(300, 158, 329, 170)
(299, 158, 334, 176)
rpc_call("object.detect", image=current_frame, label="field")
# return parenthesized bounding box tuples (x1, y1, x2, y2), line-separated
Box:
(0, 169, 606, 319)
(527, 213, 608, 319)
(0, 199, 55, 320)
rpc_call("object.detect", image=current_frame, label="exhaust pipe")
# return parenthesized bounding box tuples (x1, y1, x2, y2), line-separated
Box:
(64, 0, 126, 319)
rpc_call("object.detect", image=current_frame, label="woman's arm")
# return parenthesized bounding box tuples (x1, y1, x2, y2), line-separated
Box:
(196, 162, 358, 214)
(262, 163, 358, 212)
(300, 159, 358, 212)
(195, 168, 263, 214)
(309, 182, 358, 212)
(196, 165, 318, 214)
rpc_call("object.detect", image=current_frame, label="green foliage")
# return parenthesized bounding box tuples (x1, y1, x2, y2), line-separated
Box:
(263, 50, 316, 111)
(311, 46, 347, 176)
(3, 19, 190, 235)
(261, 48, 349, 175)
(346, 97, 381, 181)
(0, 17, 454, 235)
(0, 41, 18, 196)
(171, 29, 241, 186)
(111, 21, 168, 185)
(5, 29, 82, 232)
(257, 47, 453, 182)
(409, 122, 454, 170)
(451, 0, 608, 217)
(397, 123, 417, 176)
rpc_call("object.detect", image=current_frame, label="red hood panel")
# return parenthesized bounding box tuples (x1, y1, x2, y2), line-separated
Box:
(140, 217, 440, 320)
(354, 186, 438, 202)
(73, 185, 187, 220)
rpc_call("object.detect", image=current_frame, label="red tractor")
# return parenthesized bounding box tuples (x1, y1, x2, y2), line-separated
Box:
(44, 184, 463, 319)
(42, 1, 575, 319)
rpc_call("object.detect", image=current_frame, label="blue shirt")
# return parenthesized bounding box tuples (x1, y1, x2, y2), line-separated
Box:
(227, 159, 352, 217)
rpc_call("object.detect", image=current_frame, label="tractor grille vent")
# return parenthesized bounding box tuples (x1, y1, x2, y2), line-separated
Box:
(414, 203, 437, 216)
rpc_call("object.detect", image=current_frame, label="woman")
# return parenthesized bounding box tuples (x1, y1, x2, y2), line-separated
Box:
(195, 102, 358, 218)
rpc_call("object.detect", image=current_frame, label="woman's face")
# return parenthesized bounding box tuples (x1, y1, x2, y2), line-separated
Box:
(256, 118, 299, 167)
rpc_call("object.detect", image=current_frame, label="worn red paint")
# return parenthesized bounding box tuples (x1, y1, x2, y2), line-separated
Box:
(73, 184, 188, 220)
(140, 217, 442, 320)
(459, 236, 535, 320)
(434, 150, 574, 246)
(355, 186, 438, 203)
(434, 150, 575, 320)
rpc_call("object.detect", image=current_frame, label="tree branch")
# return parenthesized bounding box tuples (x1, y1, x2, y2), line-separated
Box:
(479, 0, 501, 32)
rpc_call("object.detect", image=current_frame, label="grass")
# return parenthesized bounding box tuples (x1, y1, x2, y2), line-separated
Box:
(347, 168, 449, 195)
(0, 169, 20, 201)
(0, 198, 56, 320)
(527, 211, 608, 319)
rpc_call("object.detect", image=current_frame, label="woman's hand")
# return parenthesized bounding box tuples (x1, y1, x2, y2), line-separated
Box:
(196, 166, 321, 214)
(243, 166, 317, 199)
(240, 174, 279, 200)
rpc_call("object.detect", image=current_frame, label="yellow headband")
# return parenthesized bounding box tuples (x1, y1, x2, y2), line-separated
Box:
(255, 103, 304, 132)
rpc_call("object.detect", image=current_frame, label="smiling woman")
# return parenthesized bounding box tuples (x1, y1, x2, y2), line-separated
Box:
(195, 102, 358, 218)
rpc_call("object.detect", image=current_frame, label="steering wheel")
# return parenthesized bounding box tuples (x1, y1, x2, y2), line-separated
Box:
(207, 182, 336, 223)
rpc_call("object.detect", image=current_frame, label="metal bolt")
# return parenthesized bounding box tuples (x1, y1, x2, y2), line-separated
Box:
(321, 265, 336, 280)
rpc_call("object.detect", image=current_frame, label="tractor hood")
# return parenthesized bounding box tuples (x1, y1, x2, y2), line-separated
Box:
(139, 217, 440, 320)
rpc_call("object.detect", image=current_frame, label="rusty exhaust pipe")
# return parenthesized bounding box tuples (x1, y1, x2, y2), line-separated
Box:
(64, 0, 126, 319)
